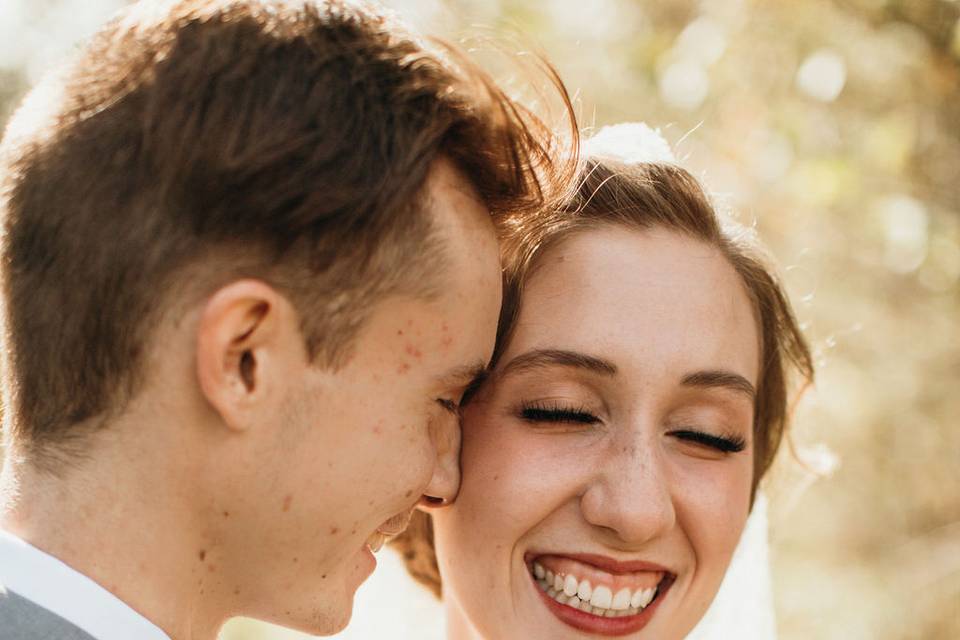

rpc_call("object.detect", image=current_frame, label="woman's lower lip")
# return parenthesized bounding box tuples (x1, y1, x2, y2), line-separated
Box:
(529, 570, 667, 636)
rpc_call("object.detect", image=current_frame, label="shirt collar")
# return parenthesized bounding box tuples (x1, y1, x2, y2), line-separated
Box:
(0, 529, 170, 640)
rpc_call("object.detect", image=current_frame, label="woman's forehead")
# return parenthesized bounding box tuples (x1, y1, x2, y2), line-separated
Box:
(508, 226, 761, 386)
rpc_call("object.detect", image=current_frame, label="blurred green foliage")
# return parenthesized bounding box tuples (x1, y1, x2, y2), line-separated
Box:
(1, 0, 957, 638)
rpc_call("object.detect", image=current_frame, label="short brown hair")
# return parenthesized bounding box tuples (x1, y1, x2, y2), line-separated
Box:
(393, 155, 814, 597)
(0, 0, 575, 463)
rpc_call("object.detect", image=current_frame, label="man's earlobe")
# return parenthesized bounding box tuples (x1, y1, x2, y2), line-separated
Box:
(195, 280, 294, 432)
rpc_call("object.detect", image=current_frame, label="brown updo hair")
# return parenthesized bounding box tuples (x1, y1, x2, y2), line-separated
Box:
(391, 153, 814, 598)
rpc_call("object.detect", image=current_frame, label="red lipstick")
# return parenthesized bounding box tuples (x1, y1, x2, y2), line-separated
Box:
(525, 553, 675, 636)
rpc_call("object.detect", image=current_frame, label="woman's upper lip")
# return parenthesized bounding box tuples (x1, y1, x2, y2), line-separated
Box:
(525, 551, 673, 575)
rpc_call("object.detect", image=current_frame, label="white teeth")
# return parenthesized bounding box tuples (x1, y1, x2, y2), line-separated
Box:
(589, 585, 612, 609)
(634, 587, 656, 609)
(532, 564, 660, 617)
(577, 579, 592, 601)
(612, 587, 632, 610)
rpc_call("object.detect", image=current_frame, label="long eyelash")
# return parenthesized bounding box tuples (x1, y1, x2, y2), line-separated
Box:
(671, 429, 746, 453)
(519, 402, 599, 424)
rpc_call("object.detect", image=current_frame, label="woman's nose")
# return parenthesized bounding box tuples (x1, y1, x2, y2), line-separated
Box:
(579, 439, 677, 545)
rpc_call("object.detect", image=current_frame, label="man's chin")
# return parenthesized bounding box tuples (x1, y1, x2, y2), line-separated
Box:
(263, 588, 357, 637)
(314, 603, 355, 638)
(258, 552, 375, 637)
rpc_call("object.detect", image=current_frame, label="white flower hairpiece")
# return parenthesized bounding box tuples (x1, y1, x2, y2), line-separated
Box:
(583, 122, 676, 165)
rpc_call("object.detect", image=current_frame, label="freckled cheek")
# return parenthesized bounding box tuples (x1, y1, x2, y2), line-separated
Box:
(677, 474, 752, 568)
(460, 433, 571, 529)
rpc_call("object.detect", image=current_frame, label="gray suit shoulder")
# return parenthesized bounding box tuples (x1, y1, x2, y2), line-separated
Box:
(0, 588, 98, 640)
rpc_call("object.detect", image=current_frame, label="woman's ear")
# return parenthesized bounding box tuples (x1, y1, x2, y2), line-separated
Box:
(195, 279, 302, 432)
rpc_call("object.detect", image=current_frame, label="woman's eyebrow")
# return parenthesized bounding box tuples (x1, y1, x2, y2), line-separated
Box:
(499, 349, 618, 378)
(681, 370, 756, 400)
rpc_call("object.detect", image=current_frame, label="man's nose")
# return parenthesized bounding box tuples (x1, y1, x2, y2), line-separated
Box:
(421, 410, 462, 507)
(579, 433, 677, 545)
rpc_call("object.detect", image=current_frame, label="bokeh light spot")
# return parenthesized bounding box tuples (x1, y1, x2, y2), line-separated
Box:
(658, 59, 709, 110)
(877, 195, 929, 274)
(676, 17, 728, 66)
(796, 49, 847, 102)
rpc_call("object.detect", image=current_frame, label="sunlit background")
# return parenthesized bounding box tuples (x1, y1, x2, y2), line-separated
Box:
(1, 0, 958, 638)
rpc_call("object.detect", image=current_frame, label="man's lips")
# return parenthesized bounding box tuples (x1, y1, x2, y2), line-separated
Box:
(365, 510, 415, 552)
(377, 510, 414, 537)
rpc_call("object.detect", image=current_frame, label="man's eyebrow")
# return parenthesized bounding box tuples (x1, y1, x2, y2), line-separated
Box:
(439, 361, 489, 389)
(499, 349, 618, 378)
(681, 370, 756, 400)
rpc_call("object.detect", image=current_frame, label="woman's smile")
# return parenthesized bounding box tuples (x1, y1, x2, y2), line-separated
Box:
(522, 552, 675, 635)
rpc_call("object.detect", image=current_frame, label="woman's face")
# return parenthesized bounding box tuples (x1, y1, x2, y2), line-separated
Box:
(432, 226, 760, 639)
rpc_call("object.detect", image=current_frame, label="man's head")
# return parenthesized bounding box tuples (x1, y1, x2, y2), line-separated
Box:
(0, 0, 573, 633)
(182, 155, 503, 633)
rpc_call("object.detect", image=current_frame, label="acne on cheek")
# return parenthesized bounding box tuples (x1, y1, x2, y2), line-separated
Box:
(400, 321, 455, 373)
(440, 322, 453, 350)
(395, 343, 425, 374)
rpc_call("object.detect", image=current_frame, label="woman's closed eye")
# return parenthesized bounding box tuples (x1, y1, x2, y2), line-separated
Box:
(516, 401, 747, 455)
(518, 401, 600, 425)
(669, 428, 746, 454)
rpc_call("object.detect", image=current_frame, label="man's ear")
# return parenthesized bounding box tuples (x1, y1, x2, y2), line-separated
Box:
(195, 279, 302, 432)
